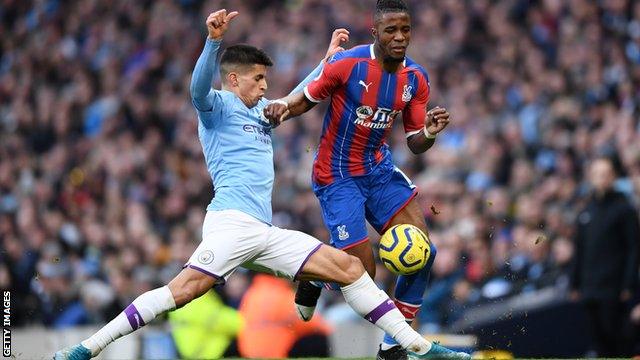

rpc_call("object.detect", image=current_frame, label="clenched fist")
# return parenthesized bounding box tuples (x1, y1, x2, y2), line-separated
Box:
(206, 9, 239, 41)
(425, 106, 450, 135)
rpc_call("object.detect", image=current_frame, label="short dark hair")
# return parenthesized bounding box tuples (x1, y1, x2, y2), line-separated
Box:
(220, 44, 273, 78)
(375, 0, 409, 22)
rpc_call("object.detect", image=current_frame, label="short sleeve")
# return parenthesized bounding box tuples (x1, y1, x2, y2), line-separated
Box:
(403, 69, 430, 137)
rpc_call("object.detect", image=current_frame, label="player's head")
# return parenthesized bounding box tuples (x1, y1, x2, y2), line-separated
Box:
(372, 0, 411, 62)
(220, 44, 273, 107)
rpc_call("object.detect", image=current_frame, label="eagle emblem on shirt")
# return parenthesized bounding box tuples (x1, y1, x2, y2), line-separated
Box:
(402, 85, 413, 102)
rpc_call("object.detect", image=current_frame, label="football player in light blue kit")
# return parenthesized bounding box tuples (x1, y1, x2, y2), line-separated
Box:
(54, 9, 468, 360)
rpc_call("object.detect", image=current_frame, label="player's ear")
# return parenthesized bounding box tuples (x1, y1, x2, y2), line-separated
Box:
(227, 72, 239, 87)
(371, 27, 377, 39)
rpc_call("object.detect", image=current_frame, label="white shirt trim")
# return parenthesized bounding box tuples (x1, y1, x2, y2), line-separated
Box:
(370, 44, 407, 65)
(303, 86, 321, 103)
(424, 126, 437, 139)
(405, 129, 421, 138)
(406, 127, 437, 139)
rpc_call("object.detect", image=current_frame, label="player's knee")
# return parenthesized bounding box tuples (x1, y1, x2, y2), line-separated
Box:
(347, 255, 367, 283)
(169, 284, 193, 308)
(185, 282, 201, 302)
(335, 254, 365, 285)
(169, 277, 209, 308)
(363, 259, 376, 279)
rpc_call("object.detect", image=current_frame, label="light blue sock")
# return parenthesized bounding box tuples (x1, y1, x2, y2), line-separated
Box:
(382, 241, 436, 348)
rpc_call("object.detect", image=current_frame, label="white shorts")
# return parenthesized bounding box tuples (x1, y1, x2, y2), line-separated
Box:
(185, 209, 323, 284)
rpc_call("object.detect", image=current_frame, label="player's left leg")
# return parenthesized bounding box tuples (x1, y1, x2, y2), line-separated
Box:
(54, 209, 262, 360)
(365, 164, 437, 359)
(53, 268, 216, 360)
(297, 244, 429, 353)
(379, 198, 437, 346)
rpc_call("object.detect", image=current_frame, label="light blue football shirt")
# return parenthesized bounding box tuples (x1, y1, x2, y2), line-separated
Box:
(197, 92, 274, 223)
(191, 39, 322, 224)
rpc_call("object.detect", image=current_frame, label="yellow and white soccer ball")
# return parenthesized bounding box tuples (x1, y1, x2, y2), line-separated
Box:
(379, 224, 431, 275)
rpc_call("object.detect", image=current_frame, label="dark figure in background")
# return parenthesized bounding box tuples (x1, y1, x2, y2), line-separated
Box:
(570, 157, 640, 357)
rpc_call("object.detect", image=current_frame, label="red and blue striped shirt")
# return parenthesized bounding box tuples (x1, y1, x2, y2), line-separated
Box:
(304, 44, 430, 186)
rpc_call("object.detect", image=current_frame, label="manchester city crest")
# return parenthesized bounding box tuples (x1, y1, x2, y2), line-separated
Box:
(197, 250, 215, 265)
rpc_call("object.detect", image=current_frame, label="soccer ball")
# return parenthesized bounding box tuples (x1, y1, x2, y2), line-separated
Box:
(379, 224, 431, 275)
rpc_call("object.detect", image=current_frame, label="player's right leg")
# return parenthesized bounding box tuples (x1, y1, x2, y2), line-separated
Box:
(294, 240, 469, 359)
(54, 210, 259, 360)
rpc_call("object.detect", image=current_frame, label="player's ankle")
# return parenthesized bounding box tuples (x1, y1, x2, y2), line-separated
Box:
(295, 281, 322, 306)
(80, 340, 100, 357)
(409, 339, 432, 355)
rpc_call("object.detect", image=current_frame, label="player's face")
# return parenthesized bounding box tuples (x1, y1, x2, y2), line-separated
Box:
(236, 64, 268, 108)
(373, 12, 411, 61)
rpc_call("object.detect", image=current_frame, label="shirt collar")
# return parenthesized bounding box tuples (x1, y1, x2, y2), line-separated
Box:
(369, 44, 407, 67)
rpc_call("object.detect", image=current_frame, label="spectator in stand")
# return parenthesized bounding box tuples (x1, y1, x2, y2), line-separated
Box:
(169, 289, 243, 359)
(631, 300, 640, 355)
(237, 274, 332, 358)
(570, 157, 640, 357)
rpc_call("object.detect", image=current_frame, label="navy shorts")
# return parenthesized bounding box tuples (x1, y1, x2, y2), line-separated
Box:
(313, 161, 418, 249)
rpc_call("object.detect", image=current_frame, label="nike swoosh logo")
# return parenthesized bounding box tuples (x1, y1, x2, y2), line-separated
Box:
(133, 314, 141, 328)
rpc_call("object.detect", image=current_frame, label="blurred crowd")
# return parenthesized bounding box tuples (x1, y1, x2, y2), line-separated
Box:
(1, 0, 639, 343)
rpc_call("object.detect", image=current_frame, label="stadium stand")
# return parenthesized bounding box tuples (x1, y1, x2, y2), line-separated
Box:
(1, 0, 639, 357)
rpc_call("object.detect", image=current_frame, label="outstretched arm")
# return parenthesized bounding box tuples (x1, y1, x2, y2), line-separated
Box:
(190, 40, 221, 112)
(190, 9, 239, 112)
(288, 29, 349, 96)
(264, 92, 315, 127)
